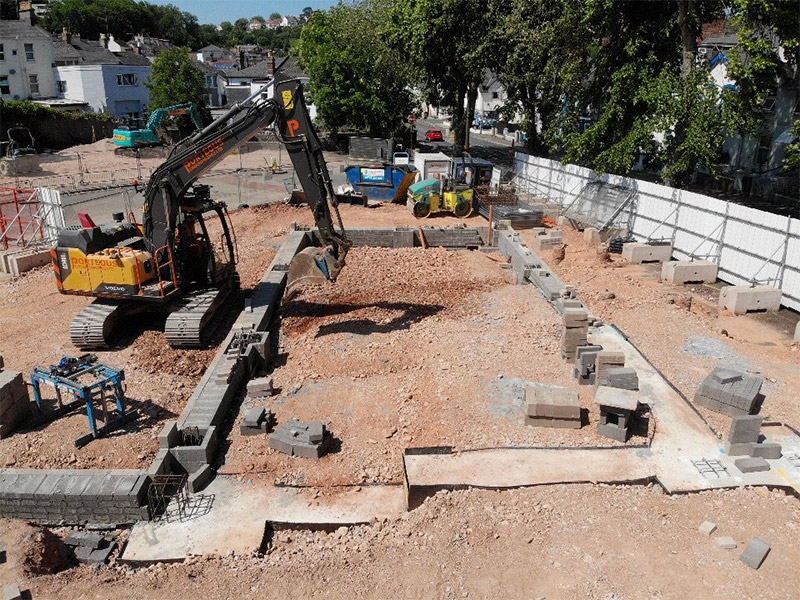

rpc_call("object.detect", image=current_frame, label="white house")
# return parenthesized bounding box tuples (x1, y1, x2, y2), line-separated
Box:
(53, 35, 152, 119)
(195, 45, 232, 64)
(0, 17, 57, 101)
(476, 70, 506, 119)
(221, 53, 316, 119)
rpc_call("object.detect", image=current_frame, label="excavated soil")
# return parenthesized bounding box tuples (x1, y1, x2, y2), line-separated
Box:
(3, 484, 799, 599)
(220, 245, 641, 488)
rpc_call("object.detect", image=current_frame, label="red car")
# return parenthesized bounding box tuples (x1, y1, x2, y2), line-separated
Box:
(425, 128, 444, 142)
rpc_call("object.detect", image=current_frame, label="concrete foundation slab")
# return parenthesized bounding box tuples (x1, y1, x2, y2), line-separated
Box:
(622, 242, 672, 264)
(122, 477, 404, 562)
(661, 260, 718, 284)
(719, 285, 782, 315)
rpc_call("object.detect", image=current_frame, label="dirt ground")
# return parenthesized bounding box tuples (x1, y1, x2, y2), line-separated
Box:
(1, 484, 798, 599)
(524, 226, 800, 436)
(220, 242, 641, 487)
(2, 200, 800, 598)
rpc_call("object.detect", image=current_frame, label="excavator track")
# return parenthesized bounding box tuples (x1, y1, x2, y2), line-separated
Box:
(70, 300, 126, 349)
(164, 278, 238, 348)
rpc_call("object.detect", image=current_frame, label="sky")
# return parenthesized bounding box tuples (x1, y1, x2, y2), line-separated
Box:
(150, 1, 340, 25)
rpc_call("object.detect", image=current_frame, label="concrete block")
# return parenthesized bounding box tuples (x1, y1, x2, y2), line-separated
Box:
(727, 415, 762, 444)
(622, 242, 672, 264)
(734, 457, 770, 473)
(8, 248, 51, 277)
(795, 321, 800, 343)
(187, 464, 214, 494)
(65, 531, 104, 549)
(597, 422, 628, 442)
(715, 536, 737, 550)
(525, 415, 581, 429)
(158, 421, 179, 449)
(87, 542, 116, 564)
(246, 376, 274, 396)
(244, 407, 266, 428)
(661, 260, 718, 284)
(752, 442, 782, 460)
(719, 285, 782, 315)
(595, 386, 639, 412)
(526, 386, 580, 420)
(712, 367, 743, 385)
(740, 538, 770, 569)
(698, 521, 717, 536)
(563, 308, 589, 326)
(583, 227, 601, 244)
(725, 442, 755, 456)
(3, 584, 21, 600)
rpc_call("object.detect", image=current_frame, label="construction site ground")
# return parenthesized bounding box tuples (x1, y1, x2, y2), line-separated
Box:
(1, 194, 800, 597)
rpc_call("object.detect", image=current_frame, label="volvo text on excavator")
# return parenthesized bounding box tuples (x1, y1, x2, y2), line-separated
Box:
(51, 77, 350, 349)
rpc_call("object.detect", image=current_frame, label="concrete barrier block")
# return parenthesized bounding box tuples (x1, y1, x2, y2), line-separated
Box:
(622, 242, 672, 264)
(719, 285, 782, 315)
(583, 227, 601, 244)
(740, 538, 770, 569)
(8, 248, 51, 278)
(661, 260, 718, 284)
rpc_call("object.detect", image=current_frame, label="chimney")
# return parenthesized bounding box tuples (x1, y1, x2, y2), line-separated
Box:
(61, 27, 69, 42)
(267, 50, 275, 75)
(239, 50, 246, 70)
(19, 0, 33, 23)
(100, 33, 107, 48)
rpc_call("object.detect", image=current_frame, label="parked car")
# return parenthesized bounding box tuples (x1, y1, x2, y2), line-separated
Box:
(473, 115, 496, 130)
(425, 128, 444, 142)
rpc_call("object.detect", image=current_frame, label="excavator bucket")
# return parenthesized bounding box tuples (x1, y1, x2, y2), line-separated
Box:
(285, 246, 342, 296)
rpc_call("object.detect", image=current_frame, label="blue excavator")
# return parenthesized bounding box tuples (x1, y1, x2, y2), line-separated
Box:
(112, 103, 205, 150)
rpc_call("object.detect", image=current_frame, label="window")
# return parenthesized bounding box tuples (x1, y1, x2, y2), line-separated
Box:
(117, 73, 138, 86)
(0, 44, 4, 61)
(0, 76, 9, 95)
(756, 133, 772, 169)
(206, 75, 215, 87)
(24, 43, 34, 61)
(491, 91, 499, 99)
(29, 74, 39, 95)
(57, 80, 68, 93)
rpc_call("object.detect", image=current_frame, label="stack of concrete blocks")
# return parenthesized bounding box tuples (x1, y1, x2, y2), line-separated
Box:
(65, 531, 116, 564)
(246, 376, 274, 400)
(719, 285, 782, 315)
(344, 226, 415, 248)
(574, 345, 603, 385)
(0, 365, 31, 439)
(595, 351, 626, 385)
(725, 415, 782, 460)
(0, 470, 150, 524)
(595, 385, 640, 442)
(621, 242, 673, 264)
(525, 385, 582, 429)
(240, 406, 273, 436)
(561, 308, 589, 360)
(270, 419, 327, 458)
(725, 415, 763, 456)
(694, 366, 763, 416)
(530, 229, 564, 252)
(661, 260, 718, 284)
(0, 245, 52, 278)
(602, 367, 639, 391)
(3, 584, 23, 600)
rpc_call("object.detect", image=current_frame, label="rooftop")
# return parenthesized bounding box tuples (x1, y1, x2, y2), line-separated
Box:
(225, 56, 307, 80)
(53, 38, 151, 67)
(0, 20, 51, 39)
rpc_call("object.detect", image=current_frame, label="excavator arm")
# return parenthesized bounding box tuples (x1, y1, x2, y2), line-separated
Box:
(141, 77, 350, 287)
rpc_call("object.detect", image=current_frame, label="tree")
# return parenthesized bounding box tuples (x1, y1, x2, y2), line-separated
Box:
(296, 1, 415, 135)
(1, 0, 18, 20)
(390, 0, 493, 152)
(302, 7, 314, 17)
(146, 47, 209, 123)
(269, 12, 281, 20)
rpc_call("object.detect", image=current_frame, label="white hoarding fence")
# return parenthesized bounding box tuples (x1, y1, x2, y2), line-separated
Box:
(513, 152, 800, 312)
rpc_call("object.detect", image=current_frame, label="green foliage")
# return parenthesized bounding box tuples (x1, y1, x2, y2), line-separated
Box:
(269, 12, 281, 21)
(296, 1, 415, 135)
(783, 119, 800, 171)
(1, 99, 113, 122)
(146, 47, 209, 122)
(42, 0, 207, 47)
(0, 0, 17, 20)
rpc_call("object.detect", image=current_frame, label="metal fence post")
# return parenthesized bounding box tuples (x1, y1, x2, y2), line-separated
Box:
(779, 216, 792, 288)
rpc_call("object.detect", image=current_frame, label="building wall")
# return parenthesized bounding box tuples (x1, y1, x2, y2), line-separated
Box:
(55, 64, 151, 118)
(0, 33, 57, 100)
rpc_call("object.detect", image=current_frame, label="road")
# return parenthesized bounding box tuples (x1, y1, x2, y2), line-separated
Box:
(413, 117, 517, 170)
